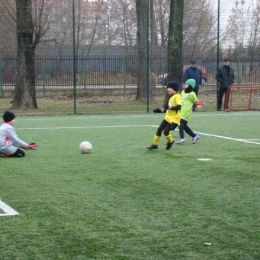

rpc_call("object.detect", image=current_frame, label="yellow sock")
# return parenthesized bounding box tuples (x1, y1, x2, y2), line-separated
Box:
(165, 134, 173, 144)
(153, 135, 160, 146)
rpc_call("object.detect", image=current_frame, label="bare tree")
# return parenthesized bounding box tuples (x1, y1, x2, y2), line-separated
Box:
(150, 0, 158, 53)
(0, 0, 58, 109)
(0, 1, 16, 54)
(183, 0, 215, 58)
(167, 0, 184, 82)
(136, 0, 149, 100)
(225, 0, 247, 58)
(154, 0, 170, 47)
(163, 0, 184, 106)
(152, 0, 216, 55)
(106, 0, 137, 46)
(14, 0, 37, 109)
(247, 1, 260, 73)
(47, 0, 107, 55)
(223, 1, 260, 74)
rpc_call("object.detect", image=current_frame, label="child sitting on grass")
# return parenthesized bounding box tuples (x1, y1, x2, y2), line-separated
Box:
(0, 111, 38, 157)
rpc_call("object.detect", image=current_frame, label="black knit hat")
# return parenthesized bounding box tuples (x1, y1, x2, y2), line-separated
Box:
(167, 81, 179, 91)
(3, 111, 15, 122)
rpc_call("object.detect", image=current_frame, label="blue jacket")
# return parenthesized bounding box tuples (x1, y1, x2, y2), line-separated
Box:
(183, 67, 202, 87)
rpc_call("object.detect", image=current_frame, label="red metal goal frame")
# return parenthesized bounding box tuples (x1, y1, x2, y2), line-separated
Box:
(224, 85, 260, 112)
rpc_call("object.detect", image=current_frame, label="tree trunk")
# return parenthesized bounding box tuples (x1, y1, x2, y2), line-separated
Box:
(136, 0, 149, 100)
(13, 0, 37, 109)
(164, 0, 184, 106)
(150, 0, 158, 53)
(167, 0, 184, 84)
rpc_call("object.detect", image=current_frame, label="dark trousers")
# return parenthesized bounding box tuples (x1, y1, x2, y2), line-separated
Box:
(179, 119, 196, 139)
(0, 148, 25, 158)
(217, 87, 229, 110)
(156, 119, 178, 136)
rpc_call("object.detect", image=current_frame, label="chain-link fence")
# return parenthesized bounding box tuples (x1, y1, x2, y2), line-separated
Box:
(1, 54, 260, 90)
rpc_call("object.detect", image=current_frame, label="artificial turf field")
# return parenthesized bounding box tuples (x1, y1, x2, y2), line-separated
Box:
(1, 111, 259, 259)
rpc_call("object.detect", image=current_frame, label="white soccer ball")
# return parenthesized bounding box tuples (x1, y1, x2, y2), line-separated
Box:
(79, 141, 92, 154)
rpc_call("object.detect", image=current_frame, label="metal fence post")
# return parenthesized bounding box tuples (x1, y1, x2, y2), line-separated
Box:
(41, 56, 46, 90)
(0, 55, 2, 90)
(237, 57, 240, 86)
(216, 0, 220, 111)
(123, 55, 126, 89)
(72, 0, 77, 114)
(161, 56, 166, 87)
(200, 55, 204, 66)
(84, 56, 87, 89)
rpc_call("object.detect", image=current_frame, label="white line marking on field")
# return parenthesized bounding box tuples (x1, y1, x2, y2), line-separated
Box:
(19, 111, 260, 121)
(192, 112, 260, 117)
(195, 131, 260, 145)
(150, 126, 260, 145)
(16, 124, 260, 145)
(0, 200, 19, 217)
(23, 115, 156, 121)
(17, 125, 154, 130)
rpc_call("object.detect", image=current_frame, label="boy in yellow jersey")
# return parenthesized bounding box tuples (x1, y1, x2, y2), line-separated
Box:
(147, 81, 182, 150)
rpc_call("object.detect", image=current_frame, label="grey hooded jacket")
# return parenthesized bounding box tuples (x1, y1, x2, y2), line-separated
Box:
(0, 123, 29, 155)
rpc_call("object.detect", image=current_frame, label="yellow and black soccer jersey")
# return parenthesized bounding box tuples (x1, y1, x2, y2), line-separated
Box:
(164, 93, 182, 125)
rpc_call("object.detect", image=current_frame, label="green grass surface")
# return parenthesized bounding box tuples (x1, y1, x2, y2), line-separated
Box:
(0, 91, 217, 116)
(0, 112, 259, 259)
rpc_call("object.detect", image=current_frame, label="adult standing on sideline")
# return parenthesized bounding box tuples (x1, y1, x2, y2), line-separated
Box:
(215, 58, 235, 111)
(183, 60, 202, 111)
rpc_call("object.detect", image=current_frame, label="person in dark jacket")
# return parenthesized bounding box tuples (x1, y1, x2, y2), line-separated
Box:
(183, 60, 202, 111)
(215, 58, 235, 111)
